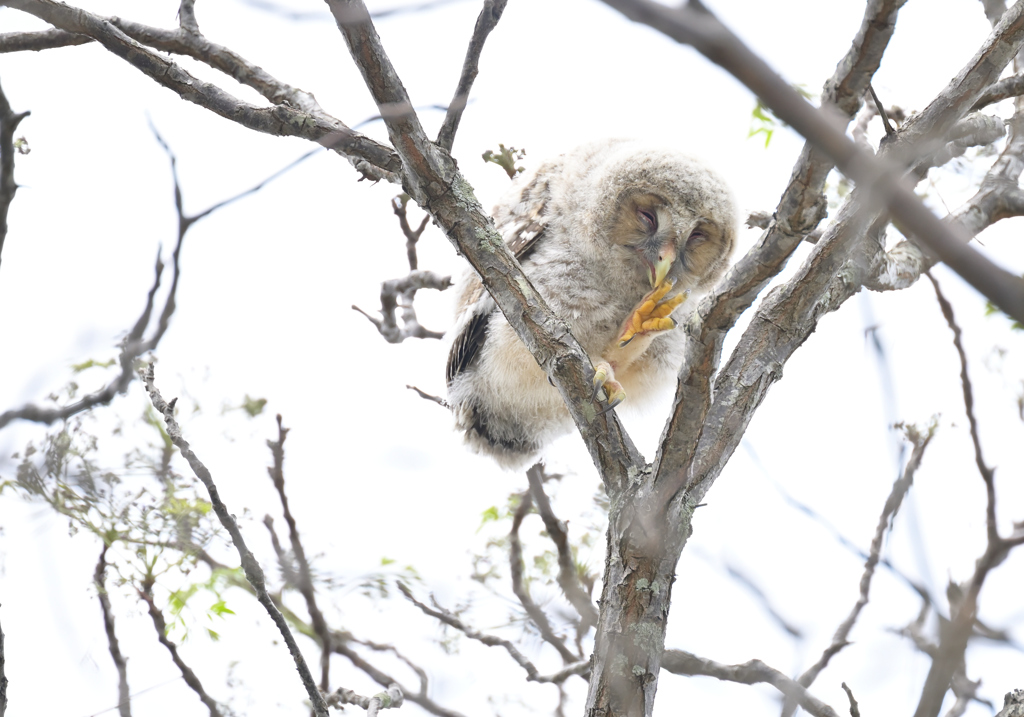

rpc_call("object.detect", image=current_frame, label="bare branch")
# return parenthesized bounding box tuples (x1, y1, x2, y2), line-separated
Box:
(353, 270, 451, 343)
(997, 690, 1024, 717)
(0, 77, 29, 274)
(508, 492, 582, 664)
(139, 579, 224, 717)
(327, 0, 644, 492)
(435, 0, 508, 151)
(525, 464, 599, 629)
(0, 27, 91, 52)
(973, 71, 1024, 109)
(327, 684, 403, 717)
(841, 683, 861, 717)
(600, 0, 1024, 325)
(660, 650, 843, 717)
(405, 385, 446, 406)
(94, 546, 132, 717)
(927, 274, 997, 541)
(330, 636, 467, 717)
(0, 613, 6, 717)
(784, 423, 933, 715)
(265, 414, 333, 691)
(140, 363, 329, 717)
(1, 0, 402, 182)
(397, 583, 585, 685)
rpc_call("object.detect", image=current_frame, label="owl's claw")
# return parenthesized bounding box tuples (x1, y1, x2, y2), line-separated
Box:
(618, 280, 689, 348)
(592, 361, 626, 412)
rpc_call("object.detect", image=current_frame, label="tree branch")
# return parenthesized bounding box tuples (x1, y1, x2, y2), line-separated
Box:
(600, 0, 1024, 326)
(435, 0, 507, 151)
(326, 0, 644, 494)
(0, 0, 403, 182)
(139, 578, 224, 717)
(140, 363, 330, 717)
(508, 491, 582, 664)
(0, 76, 29, 275)
(660, 650, 842, 717)
(327, 684, 403, 717)
(782, 423, 934, 716)
(265, 414, 333, 691)
(95, 546, 132, 717)
(398, 583, 583, 684)
(0, 27, 91, 52)
(525, 464, 599, 629)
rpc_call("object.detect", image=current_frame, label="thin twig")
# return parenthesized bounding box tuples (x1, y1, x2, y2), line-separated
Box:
(783, 423, 933, 715)
(525, 464, 599, 629)
(140, 363, 330, 717)
(265, 414, 333, 691)
(435, 0, 508, 151)
(397, 583, 584, 684)
(392, 194, 430, 271)
(0, 612, 6, 717)
(94, 546, 132, 717)
(139, 578, 224, 717)
(841, 682, 861, 717)
(661, 649, 843, 717)
(926, 273, 997, 542)
(869, 83, 896, 135)
(508, 491, 581, 664)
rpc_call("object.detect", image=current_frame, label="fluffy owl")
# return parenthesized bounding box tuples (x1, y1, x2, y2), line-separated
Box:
(447, 139, 736, 469)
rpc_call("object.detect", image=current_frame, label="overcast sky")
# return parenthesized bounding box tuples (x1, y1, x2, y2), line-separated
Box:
(1, 1, 1023, 716)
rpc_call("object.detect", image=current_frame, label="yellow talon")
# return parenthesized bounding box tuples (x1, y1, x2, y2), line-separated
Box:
(619, 286, 689, 347)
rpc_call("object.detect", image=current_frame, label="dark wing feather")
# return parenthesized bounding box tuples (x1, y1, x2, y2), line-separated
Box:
(445, 168, 555, 387)
(446, 306, 491, 386)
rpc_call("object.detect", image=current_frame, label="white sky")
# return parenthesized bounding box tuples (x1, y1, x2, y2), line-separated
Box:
(1, 1, 1023, 716)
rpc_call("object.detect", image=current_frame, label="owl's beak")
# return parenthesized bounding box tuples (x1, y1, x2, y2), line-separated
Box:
(640, 240, 677, 288)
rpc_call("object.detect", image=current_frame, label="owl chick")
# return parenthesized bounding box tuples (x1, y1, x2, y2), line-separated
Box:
(447, 139, 736, 469)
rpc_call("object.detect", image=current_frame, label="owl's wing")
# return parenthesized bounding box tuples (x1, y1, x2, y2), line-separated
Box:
(446, 169, 555, 387)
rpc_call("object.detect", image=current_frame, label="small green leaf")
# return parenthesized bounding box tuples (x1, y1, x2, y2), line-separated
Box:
(241, 395, 267, 417)
(380, 556, 396, 566)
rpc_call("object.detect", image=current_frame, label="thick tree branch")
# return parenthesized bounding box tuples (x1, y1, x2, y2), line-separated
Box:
(661, 650, 842, 717)
(601, 0, 1024, 326)
(435, 0, 507, 151)
(141, 364, 330, 717)
(326, 0, 644, 494)
(95, 546, 132, 717)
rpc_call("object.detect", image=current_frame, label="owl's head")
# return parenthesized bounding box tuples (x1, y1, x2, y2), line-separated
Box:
(587, 140, 737, 292)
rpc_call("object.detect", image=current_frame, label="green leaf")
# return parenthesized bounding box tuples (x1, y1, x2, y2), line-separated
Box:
(71, 358, 116, 373)
(241, 395, 267, 417)
(380, 556, 396, 566)
(478, 505, 500, 531)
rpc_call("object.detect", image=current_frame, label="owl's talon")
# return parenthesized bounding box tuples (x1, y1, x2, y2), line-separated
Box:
(618, 282, 689, 347)
(591, 361, 626, 409)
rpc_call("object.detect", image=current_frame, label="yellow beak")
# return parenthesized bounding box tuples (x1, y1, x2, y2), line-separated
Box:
(648, 240, 676, 288)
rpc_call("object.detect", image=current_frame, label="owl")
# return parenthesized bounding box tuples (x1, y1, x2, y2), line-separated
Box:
(447, 139, 736, 469)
